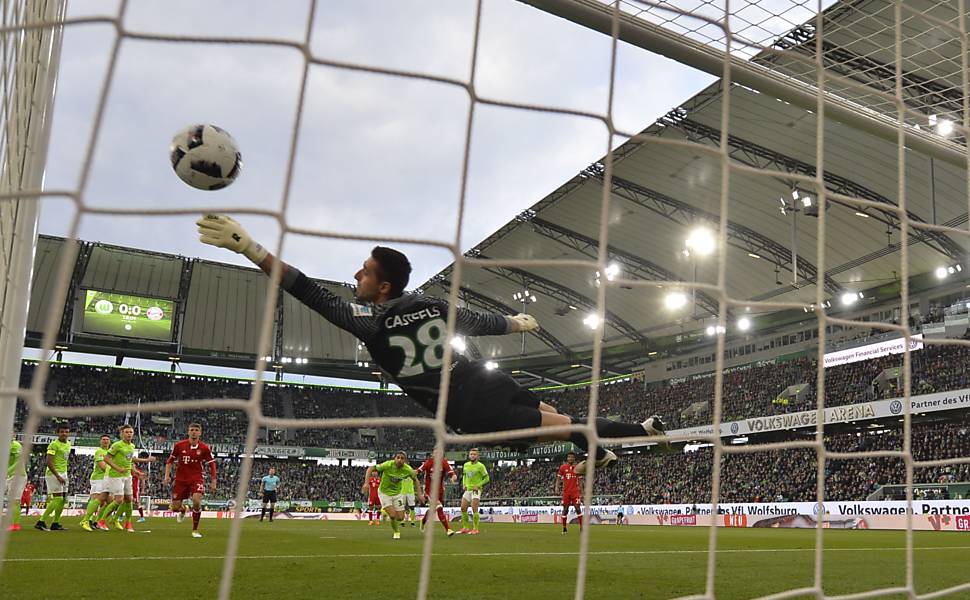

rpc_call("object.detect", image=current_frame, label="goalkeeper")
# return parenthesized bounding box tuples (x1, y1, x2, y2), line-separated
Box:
(197, 215, 665, 473)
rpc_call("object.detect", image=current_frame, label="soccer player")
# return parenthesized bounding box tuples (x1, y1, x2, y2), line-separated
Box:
(5, 438, 26, 531)
(366, 471, 382, 525)
(36, 424, 71, 531)
(401, 473, 417, 528)
(259, 467, 281, 523)
(99, 425, 155, 532)
(80, 434, 111, 531)
(555, 452, 583, 535)
(163, 423, 217, 538)
(460, 448, 489, 535)
(415, 452, 458, 537)
(197, 216, 666, 473)
(616, 506, 625, 526)
(132, 455, 149, 522)
(361, 452, 424, 540)
(20, 481, 34, 518)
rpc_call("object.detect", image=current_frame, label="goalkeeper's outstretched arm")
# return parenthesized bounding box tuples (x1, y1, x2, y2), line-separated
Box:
(196, 214, 379, 340)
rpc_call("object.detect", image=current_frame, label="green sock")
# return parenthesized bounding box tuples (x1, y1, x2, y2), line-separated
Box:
(390, 517, 400, 533)
(98, 501, 118, 522)
(11, 501, 21, 525)
(473, 512, 480, 530)
(461, 511, 469, 529)
(123, 502, 133, 523)
(40, 498, 56, 523)
(83, 498, 100, 523)
(51, 497, 65, 524)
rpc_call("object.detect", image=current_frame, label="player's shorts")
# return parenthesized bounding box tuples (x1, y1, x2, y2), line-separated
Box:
(563, 494, 581, 507)
(89, 478, 108, 495)
(462, 489, 482, 503)
(377, 492, 405, 512)
(424, 485, 446, 505)
(403, 493, 416, 508)
(172, 479, 205, 501)
(447, 361, 542, 439)
(368, 494, 380, 506)
(107, 476, 132, 497)
(263, 490, 278, 503)
(44, 472, 68, 495)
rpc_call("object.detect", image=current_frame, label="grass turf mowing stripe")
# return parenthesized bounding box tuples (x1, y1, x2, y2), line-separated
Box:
(3, 546, 968, 562)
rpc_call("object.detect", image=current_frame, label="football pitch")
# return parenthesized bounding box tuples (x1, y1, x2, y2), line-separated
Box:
(2, 518, 970, 599)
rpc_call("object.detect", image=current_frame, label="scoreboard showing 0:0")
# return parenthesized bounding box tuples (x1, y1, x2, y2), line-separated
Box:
(81, 289, 175, 341)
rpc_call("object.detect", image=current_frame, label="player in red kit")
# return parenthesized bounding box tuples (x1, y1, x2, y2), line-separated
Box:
(20, 481, 34, 516)
(555, 452, 583, 535)
(163, 423, 217, 538)
(366, 473, 381, 525)
(415, 453, 458, 537)
(132, 452, 150, 522)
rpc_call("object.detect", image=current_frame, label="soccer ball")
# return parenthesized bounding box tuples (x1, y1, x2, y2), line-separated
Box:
(169, 124, 242, 190)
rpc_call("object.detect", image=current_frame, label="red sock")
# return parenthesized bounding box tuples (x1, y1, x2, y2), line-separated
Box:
(577, 514, 583, 529)
(192, 510, 201, 530)
(562, 513, 568, 529)
(437, 507, 449, 530)
(422, 510, 430, 524)
(137, 506, 144, 517)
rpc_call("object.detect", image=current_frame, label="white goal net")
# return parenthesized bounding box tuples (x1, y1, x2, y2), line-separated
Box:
(2, 0, 970, 599)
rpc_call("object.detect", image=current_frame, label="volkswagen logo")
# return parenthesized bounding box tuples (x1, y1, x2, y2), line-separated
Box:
(889, 400, 903, 415)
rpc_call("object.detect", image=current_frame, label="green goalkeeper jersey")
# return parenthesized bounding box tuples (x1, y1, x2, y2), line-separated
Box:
(45, 439, 71, 475)
(462, 461, 489, 490)
(106, 440, 135, 478)
(375, 460, 416, 496)
(7, 439, 24, 478)
(90, 447, 109, 480)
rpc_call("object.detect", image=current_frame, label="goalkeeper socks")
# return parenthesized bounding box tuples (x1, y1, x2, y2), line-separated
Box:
(83, 498, 101, 522)
(98, 501, 118, 522)
(595, 417, 648, 438)
(437, 507, 449, 530)
(260, 507, 265, 521)
(51, 496, 65, 524)
(473, 512, 480, 530)
(269, 507, 273, 522)
(192, 510, 201, 530)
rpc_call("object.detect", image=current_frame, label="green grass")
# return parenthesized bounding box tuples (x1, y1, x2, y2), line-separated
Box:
(2, 517, 970, 599)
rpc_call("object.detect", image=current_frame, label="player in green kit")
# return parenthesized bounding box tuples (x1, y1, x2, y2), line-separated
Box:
(80, 435, 111, 531)
(36, 424, 71, 531)
(361, 452, 424, 540)
(401, 473, 417, 527)
(5, 438, 27, 531)
(460, 448, 489, 535)
(98, 425, 154, 532)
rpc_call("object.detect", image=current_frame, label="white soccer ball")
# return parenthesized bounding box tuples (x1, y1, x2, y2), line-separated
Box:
(169, 124, 242, 190)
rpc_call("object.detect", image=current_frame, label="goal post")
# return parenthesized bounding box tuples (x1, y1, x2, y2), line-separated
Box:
(0, 0, 67, 512)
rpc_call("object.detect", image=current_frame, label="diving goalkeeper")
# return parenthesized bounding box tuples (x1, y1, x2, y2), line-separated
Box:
(196, 215, 665, 473)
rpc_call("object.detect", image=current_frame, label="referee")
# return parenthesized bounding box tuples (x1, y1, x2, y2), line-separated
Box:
(259, 467, 281, 523)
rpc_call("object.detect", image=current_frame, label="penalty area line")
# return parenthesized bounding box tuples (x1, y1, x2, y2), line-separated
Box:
(3, 546, 970, 562)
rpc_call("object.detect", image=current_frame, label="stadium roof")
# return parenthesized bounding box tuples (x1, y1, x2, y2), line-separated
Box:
(419, 0, 970, 379)
(25, 0, 970, 385)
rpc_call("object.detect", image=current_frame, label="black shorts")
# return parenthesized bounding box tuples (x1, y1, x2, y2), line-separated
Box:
(263, 490, 278, 503)
(448, 362, 542, 440)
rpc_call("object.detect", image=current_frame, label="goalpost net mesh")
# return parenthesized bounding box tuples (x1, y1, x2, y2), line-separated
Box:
(0, 0, 968, 598)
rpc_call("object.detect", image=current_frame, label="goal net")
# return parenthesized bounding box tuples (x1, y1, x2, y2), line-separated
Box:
(2, 0, 969, 599)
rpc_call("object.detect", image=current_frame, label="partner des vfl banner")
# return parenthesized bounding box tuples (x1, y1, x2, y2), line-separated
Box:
(665, 387, 970, 439)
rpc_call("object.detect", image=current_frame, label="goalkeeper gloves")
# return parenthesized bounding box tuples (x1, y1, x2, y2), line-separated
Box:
(508, 313, 539, 333)
(196, 214, 268, 265)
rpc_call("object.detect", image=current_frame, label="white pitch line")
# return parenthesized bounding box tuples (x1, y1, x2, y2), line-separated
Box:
(3, 546, 970, 563)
